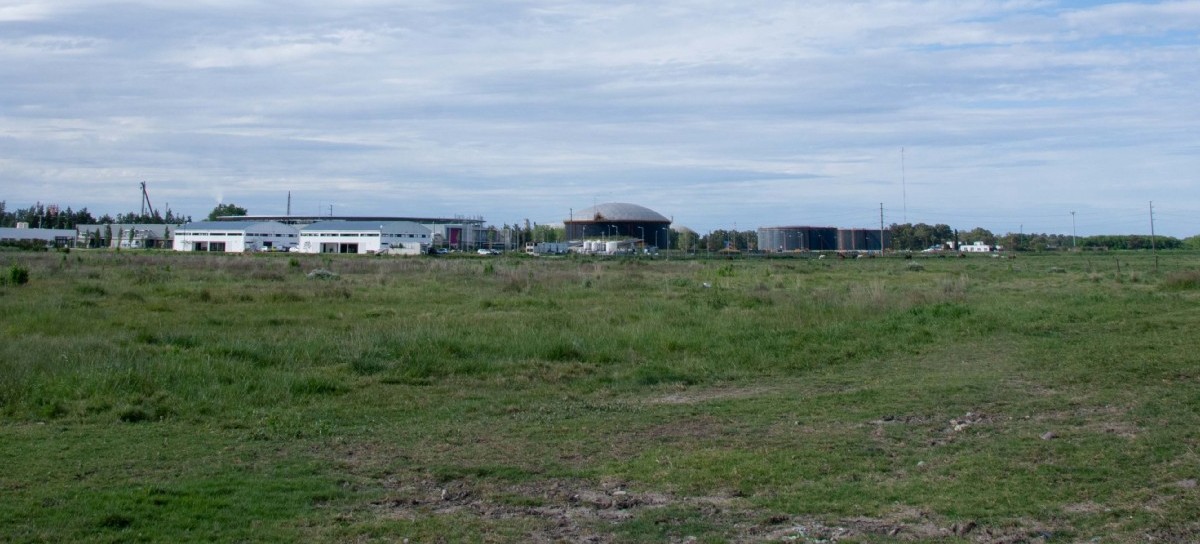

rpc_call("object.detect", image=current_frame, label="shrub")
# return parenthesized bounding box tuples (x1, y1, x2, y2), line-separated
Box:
(8, 265, 30, 285)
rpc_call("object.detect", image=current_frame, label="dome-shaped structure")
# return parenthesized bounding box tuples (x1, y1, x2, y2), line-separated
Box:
(566, 202, 672, 248)
(571, 203, 670, 224)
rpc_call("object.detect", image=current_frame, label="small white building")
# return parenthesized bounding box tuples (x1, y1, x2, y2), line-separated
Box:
(173, 221, 299, 252)
(297, 221, 432, 255)
(960, 241, 1000, 253)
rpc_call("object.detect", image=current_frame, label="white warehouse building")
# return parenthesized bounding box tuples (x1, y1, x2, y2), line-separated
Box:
(297, 221, 432, 255)
(173, 221, 299, 252)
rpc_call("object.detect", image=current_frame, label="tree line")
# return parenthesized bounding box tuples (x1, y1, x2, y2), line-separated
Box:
(888, 222, 1194, 252)
(0, 201, 192, 229)
(679, 224, 1196, 252)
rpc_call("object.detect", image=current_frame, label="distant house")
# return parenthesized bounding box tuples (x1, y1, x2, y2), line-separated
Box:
(173, 221, 299, 252)
(296, 221, 432, 255)
(0, 225, 76, 247)
(76, 224, 176, 249)
(960, 241, 1000, 253)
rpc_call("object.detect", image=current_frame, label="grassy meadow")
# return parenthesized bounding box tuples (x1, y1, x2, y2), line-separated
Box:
(1, 249, 1199, 542)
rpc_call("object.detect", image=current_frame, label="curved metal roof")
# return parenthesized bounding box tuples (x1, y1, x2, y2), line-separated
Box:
(567, 202, 670, 224)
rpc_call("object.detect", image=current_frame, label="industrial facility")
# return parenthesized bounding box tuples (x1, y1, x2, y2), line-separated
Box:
(0, 224, 76, 247)
(564, 202, 671, 249)
(214, 214, 486, 250)
(77, 224, 176, 249)
(297, 221, 431, 255)
(758, 226, 890, 252)
(173, 221, 299, 253)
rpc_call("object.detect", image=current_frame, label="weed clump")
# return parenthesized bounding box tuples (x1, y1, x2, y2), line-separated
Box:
(1161, 270, 1200, 290)
(307, 269, 340, 280)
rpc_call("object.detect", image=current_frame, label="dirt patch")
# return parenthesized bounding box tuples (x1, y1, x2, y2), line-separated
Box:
(362, 475, 1063, 543)
(646, 386, 775, 405)
(369, 476, 740, 542)
(1062, 501, 1110, 514)
(1033, 405, 1140, 439)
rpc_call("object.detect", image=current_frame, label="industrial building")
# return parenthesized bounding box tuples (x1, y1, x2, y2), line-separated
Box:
(214, 215, 486, 250)
(564, 203, 671, 248)
(76, 224, 176, 249)
(758, 226, 890, 252)
(173, 221, 299, 252)
(296, 221, 431, 255)
(0, 225, 76, 247)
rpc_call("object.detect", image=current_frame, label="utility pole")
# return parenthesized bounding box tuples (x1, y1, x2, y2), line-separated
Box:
(1150, 201, 1158, 272)
(1070, 211, 1077, 250)
(901, 148, 907, 224)
(287, 191, 291, 216)
(879, 203, 885, 254)
(140, 181, 157, 218)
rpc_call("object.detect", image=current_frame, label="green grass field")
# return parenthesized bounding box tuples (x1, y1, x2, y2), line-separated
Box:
(2, 250, 1198, 542)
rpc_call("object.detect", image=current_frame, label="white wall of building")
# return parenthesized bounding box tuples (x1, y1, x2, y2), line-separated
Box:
(297, 221, 431, 255)
(173, 221, 298, 252)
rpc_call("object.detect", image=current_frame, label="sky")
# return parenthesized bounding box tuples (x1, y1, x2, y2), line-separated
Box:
(2, 1, 1198, 237)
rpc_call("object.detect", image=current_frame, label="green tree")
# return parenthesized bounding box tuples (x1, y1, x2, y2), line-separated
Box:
(674, 229, 698, 252)
(207, 203, 248, 221)
(963, 227, 996, 246)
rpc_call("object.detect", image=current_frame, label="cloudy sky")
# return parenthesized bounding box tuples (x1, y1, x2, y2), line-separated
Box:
(3, 1, 1198, 236)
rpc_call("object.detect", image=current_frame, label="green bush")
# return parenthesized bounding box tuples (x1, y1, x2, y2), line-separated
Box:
(8, 265, 30, 285)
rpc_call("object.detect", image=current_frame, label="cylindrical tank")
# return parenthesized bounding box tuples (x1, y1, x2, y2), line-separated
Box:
(605, 241, 620, 254)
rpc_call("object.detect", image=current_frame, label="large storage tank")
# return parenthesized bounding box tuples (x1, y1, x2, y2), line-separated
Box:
(837, 229, 890, 251)
(565, 202, 672, 248)
(758, 226, 837, 251)
(837, 229, 869, 251)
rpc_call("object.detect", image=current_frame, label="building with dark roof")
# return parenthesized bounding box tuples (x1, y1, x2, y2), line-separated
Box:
(0, 226, 76, 248)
